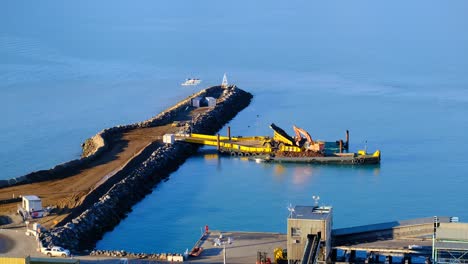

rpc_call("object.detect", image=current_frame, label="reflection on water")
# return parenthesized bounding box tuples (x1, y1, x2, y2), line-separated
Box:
(201, 150, 221, 171)
(373, 166, 381, 176)
(203, 153, 219, 160)
(198, 148, 381, 181)
(292, 166, 314, 185)
(273, 164, 286, 177)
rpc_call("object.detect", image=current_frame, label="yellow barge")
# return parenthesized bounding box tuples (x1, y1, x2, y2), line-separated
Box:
(175, 123, 381, 165)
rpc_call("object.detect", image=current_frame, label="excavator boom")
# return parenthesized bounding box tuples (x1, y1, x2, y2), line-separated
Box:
(293, 125, 315, 144)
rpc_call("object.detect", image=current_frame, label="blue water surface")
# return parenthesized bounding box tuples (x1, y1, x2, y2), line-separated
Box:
(1, 0, 468, 253)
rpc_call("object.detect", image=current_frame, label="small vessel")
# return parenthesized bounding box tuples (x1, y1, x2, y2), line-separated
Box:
(254, 158, 263, 163)
(181, 78, 202, 86)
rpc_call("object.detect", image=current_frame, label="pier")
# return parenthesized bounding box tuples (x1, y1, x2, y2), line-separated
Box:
(187, 231, 287, 263)
(1, 206, 467, 264)
(183, 210, 468, 264)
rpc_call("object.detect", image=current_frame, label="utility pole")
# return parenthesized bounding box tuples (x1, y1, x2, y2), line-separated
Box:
(223, 236, 232, 264)
(223, 243, 226, 264)
(432, 216, 439, 263)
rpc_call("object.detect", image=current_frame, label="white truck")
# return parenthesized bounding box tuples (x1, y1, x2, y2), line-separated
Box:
(41, 246, 71, 257)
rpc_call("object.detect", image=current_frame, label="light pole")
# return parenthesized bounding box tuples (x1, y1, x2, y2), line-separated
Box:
(223, 236, 232, 264)
(223, 243, 226, 264)
(432, 216, 439, 263)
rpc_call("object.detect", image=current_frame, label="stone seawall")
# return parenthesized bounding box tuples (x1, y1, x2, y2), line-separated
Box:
(39, 86, 253, 252)
(0, 87, 220, 188)
(89, 249, 184, 261)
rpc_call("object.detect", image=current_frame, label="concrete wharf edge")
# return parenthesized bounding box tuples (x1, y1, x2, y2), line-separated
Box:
(38, 86, 253, 252)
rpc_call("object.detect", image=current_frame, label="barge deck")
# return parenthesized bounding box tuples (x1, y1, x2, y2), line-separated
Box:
(176, 126, 381, 165)
(255, 152, 381, 165)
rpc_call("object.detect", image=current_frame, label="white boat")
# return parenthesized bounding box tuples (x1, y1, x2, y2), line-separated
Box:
(181, 78, 202, 86)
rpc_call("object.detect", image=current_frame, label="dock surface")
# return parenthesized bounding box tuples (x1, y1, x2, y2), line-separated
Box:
(188, 231, 286, 264)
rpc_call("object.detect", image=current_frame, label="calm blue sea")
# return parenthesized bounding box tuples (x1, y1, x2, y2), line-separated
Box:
(2, 0, 468, 253)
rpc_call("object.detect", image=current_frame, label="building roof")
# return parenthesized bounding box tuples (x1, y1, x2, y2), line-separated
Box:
(290, 206, 332, 220)
(436, 241, 468, 251)
(22, 195, 41, 201)
(333, 217, 453, 236)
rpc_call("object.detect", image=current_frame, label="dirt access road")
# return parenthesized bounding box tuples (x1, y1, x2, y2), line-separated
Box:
(0, 106, 209, 228)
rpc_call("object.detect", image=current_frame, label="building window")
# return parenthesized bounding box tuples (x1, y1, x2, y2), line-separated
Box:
(291, 227, 301, 237)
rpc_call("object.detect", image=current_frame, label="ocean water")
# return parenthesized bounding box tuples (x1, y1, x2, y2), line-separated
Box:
(2, 0, 468, 253)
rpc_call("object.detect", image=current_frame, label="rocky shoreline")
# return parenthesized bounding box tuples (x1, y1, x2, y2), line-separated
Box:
(89, 249, 184, 261)
(38, 85, 253, 254)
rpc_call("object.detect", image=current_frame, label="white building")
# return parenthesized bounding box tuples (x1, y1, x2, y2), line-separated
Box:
(21, 195, 44, 219)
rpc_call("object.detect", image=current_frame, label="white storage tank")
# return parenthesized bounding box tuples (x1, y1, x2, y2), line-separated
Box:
(163, 134, 175, 144)
(206, 97, 217, 107)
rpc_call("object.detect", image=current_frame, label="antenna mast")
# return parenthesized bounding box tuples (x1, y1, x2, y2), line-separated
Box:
(287, 203, 295, 218)
(312, 195, 320, 207)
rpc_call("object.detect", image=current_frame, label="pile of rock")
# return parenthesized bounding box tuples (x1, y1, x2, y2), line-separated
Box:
(90, 250, 183, 260)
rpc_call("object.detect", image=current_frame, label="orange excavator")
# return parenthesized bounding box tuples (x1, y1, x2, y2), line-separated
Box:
(293, 125, 324, 152)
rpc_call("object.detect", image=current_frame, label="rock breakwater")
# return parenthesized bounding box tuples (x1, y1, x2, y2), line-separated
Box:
(39, 86, 252, 253)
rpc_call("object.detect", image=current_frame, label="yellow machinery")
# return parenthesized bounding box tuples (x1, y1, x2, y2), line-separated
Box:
(274, 247, 287, 264)
(175, 123, 381, 164)
(0, 257, 79, 264)
(270, 123, 295, 146)
(180, 123, 327, 155)
(183, 133, 273, 154)
(292, 125, 325, 152)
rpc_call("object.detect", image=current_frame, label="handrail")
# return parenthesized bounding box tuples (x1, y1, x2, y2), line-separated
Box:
(301, 233, 321, 264)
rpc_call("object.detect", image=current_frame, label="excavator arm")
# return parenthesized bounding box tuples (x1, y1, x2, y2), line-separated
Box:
(293, 125, 324, 152)
(293, 125, 315, 145)
(293, 126, 302, 146)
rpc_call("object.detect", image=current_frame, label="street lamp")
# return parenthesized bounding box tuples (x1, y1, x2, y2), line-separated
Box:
(222, 236, 232, 264)
(223, 243, 226, 264)
(432, 216, 440, 263)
